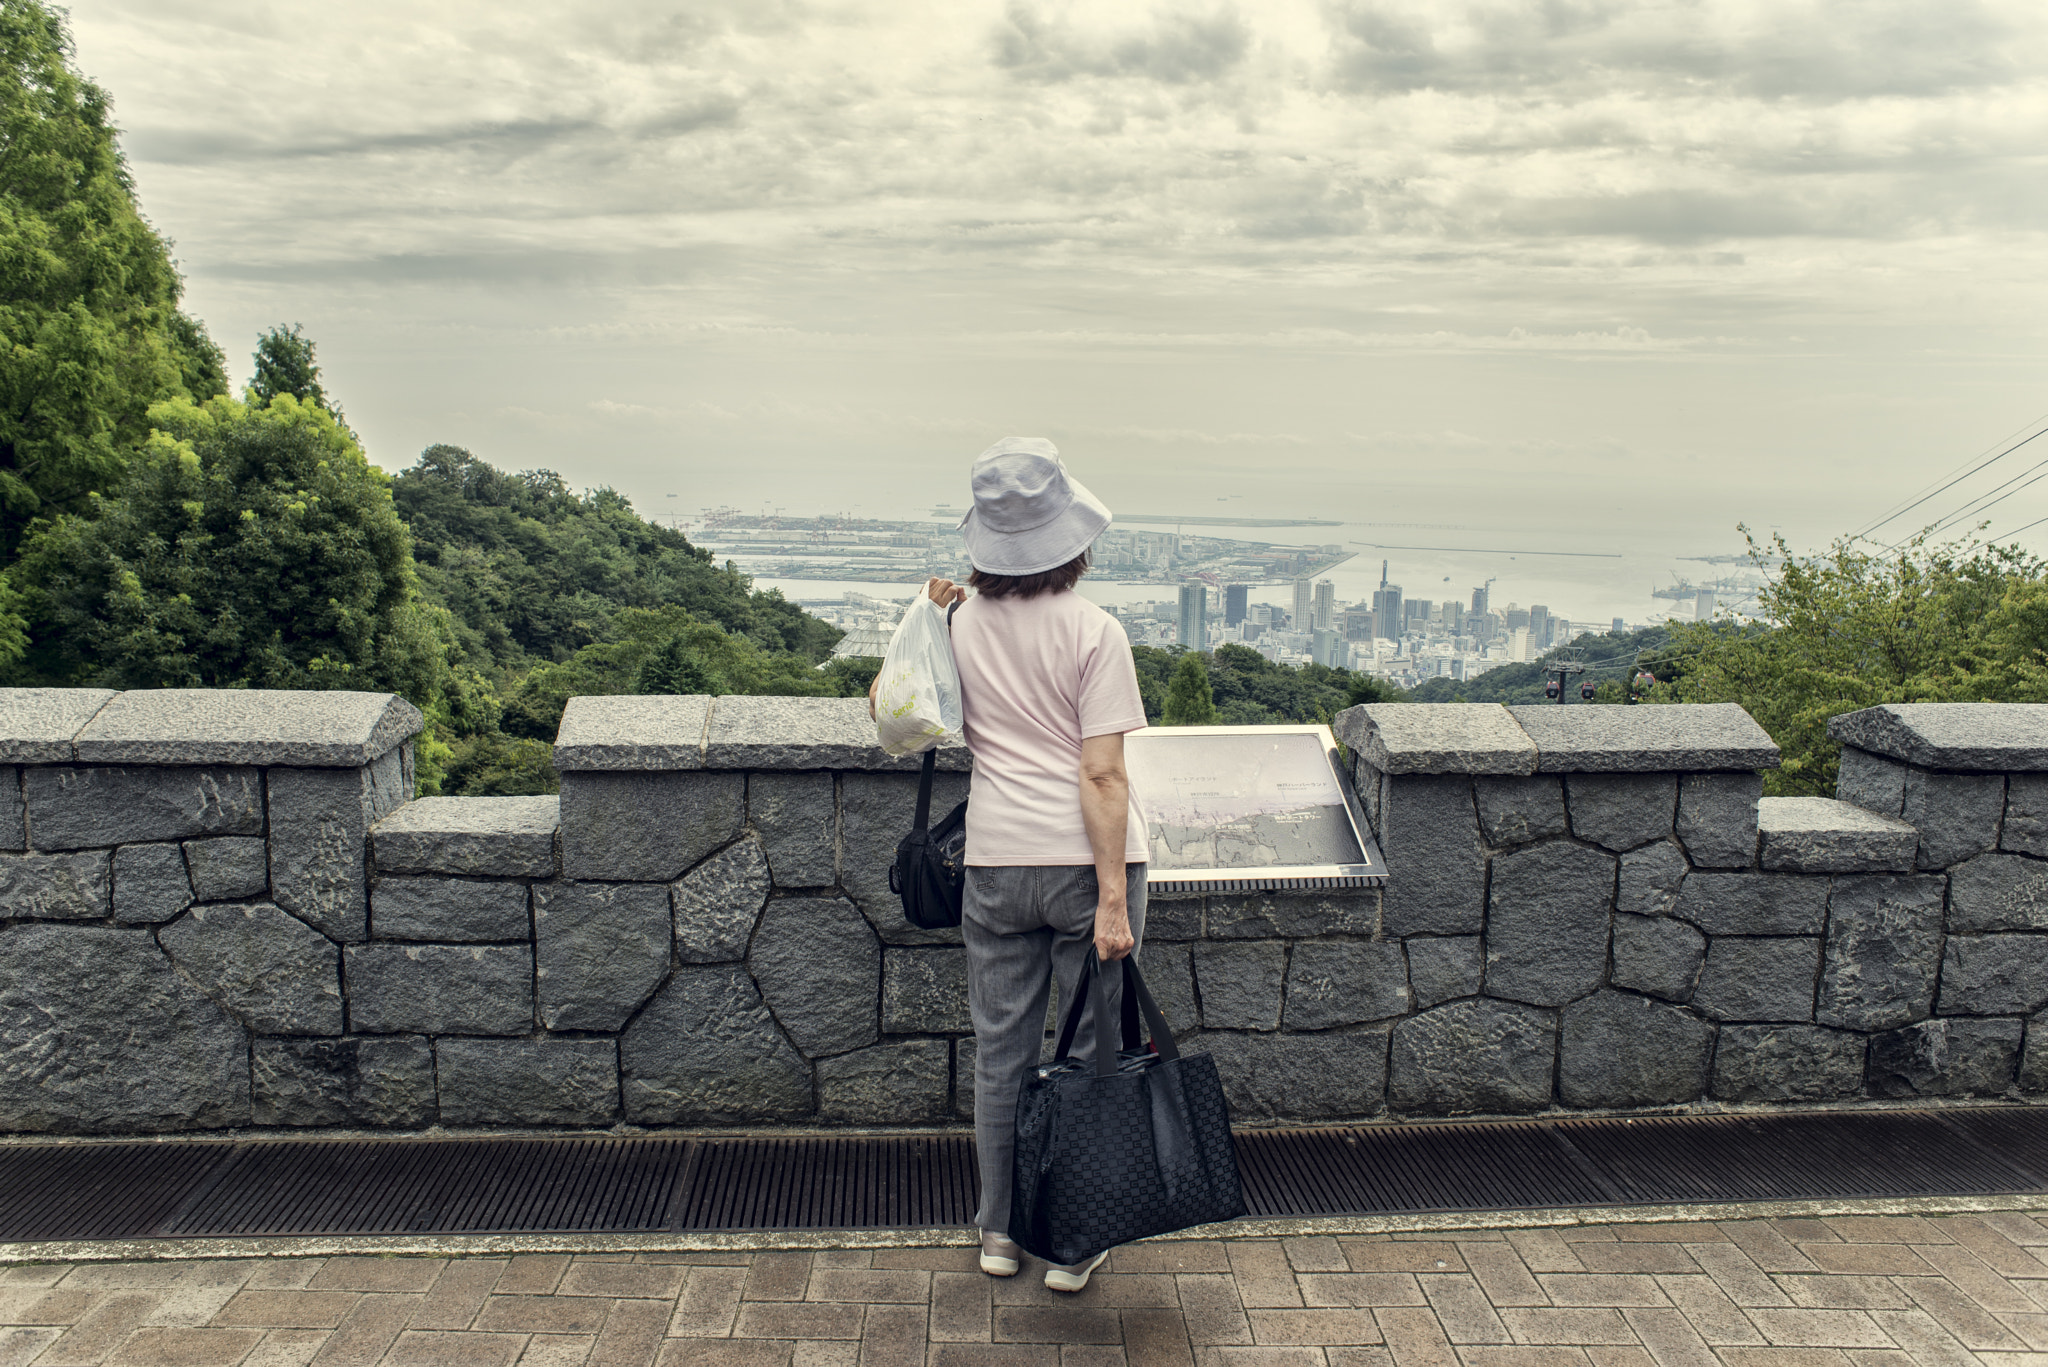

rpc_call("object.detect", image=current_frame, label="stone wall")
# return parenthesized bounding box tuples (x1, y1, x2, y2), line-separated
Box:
(4, 687, 2048, 1136)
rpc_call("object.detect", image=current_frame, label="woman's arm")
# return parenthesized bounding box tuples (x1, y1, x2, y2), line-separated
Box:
(1079, 731, 1134, 961)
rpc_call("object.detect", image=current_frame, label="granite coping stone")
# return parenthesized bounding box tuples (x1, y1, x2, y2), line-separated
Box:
(370, 795, 560, 877)
(703, 695, 971, 772)
(70, 689, 422, 766)
(1507, 703, 1780, 773)
(553, 695, 710, 771)
(1333, 703, 1537, 776)
(0, 689, 118, 762)
(1828, 702, 2048, 771)
(1757, 796, 1919, 873)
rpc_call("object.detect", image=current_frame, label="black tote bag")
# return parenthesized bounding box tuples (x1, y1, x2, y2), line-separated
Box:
(1008, 954, 1247, 1265)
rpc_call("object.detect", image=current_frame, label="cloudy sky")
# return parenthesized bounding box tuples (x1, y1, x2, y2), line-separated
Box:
(65, 0, 2048, 600)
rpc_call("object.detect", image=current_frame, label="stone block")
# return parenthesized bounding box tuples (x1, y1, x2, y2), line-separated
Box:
(1691, 937, 1821, 1022)
(268, 764, 401, 942)
(1406, 936, 1482, 1010)
(1677, 772, 1762, 869)
(1333, 704, 1537, 775)
(1509, 703, 1779, 773)
(0, 850, 110, 919)
(1204, 1026, 1391, 1121)
(437, 1039, 619, 1126)
(881, 948, 971, 1034)
(1951, 854, 2048, 932)
(1904, 769, 2004, 870)
(747, 772, 836, 886)
(159, 903, 342, 1035)
(1757, 797, 1917, 874)
(0, 768, 20, 851)
(1140, 942, 1198, 1034)
(1282, 941, 1409, 1029)
(1387, 999, 1555, 1114)
(621, 965, 815, 1123)
(839, 770, 970, 944)
(370, 796, 559, 878)
(671, 835, 771, 963)
(0, 924, 248, 1132)
(1938, 935, 2048, 1016)
(2005, 775, 2048, 857)
(25, 765, 263, 850)
(183, 837, 268, 903)
(1566, 773, 1676, 853)
(1837, 746, 1909, 819)
(1869, 1017, 2023, 1098)
(1815, 874, 1946, 1030)
(558, 770, 743, 883)
(816, 1039, 951, 1123)
(1473, 776, 1567, 847)
(1558, 990, 1716, 1108)
(552, 693, 710, 771)
(1483, 842, 1615, 1008)
(1204, 891, 1377, 939)
(705, 694, 971, 772)
(0, 688, 118, 762)
(372, 876, 529, 942)
(1194, 942, 1286, 1031)
(1377, 775, 1486, 937)
(749, 895, 880, 1056)
(251, 1036, 436, 1128)
(344, 943, 533, 1035)
(2025, 1013, 2048, 1092)
(72, 688, 421, 767)
(1671, 873, 1828, 936)
(1144, 891, 1203, 941)
(1616, 841, 1689, 916)
(1610, 914, 1706, 1003)
(533, 882, 671, 1032)
(1829, 702, 2048, 771)
(1711, 1024, 1868, 1103)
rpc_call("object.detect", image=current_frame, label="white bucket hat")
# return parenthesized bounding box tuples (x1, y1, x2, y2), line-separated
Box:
(958, 438, 1113, 576)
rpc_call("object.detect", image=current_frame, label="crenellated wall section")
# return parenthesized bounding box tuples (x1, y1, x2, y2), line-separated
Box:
(2, 687, 2046, 1135)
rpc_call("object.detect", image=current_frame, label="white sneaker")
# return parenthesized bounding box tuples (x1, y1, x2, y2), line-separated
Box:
(1044, 1249, 1109, 1292)
(979, 1229, 1021, 1277)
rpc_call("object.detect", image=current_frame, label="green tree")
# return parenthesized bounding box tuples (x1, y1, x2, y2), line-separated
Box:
(1161, 650, 1218, 725)
(10, 392, 448, 703)
(0, 0, 225, 560)
(250, 323, 332, 414)
(1662, 530, 2048, 795)
(636, 635, 719, 695)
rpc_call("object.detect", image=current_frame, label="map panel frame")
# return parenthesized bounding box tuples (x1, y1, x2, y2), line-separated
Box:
(1125, 724, 1386, 894)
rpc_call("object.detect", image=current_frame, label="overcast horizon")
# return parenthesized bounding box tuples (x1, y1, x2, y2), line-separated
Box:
(67, 0, 2048, 587)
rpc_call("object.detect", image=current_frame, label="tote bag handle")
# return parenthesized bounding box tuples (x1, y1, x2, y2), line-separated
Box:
(1052, 953, 1181, 1077)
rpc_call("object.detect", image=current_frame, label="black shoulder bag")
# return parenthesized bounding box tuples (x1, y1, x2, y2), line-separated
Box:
(889, 601, 968, 930)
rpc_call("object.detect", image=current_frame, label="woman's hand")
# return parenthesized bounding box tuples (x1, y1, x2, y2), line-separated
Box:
(1095, 901, 1134, 961)
(926, 576, 965, 607)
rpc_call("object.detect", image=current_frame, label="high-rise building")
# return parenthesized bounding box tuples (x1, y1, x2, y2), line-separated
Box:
(1292, 578, 1313, 632)
(1312, 628, 1342, 668)
(1444, 602, 1465, 633)
(1341, 606, 1375, 641)
(1312, 580, 1336, 632)
(1504, 606, 1530, 632)
(1695, 590, 1716, 621)
(1529, 605, 1551, 650)
(1177, 583, 1207, 648)
(1224, 584, 1249, 627)
(1471, 586, 1489, 617)
(1405, 599, 1431, 629)
(1612, 617, 1626, 635)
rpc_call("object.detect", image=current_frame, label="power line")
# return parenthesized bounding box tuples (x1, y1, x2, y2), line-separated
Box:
(1855, 411, 2048, 540)
(1894, 458, 2048, 551)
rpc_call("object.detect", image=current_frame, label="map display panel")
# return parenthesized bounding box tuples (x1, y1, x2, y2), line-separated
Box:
(1124, 726, 1384, 888)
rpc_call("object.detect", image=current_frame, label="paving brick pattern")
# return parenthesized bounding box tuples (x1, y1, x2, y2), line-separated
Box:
(10, 1214, 2048, 1365)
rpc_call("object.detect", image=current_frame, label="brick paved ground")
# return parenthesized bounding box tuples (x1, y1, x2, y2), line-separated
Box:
(7, 1213, 2048, 1366)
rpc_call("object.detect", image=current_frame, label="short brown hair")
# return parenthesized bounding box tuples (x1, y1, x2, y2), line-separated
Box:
(968, 551, 1090, 599)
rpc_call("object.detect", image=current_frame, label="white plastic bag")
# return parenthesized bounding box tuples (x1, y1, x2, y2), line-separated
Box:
(874, 593, 963, 756)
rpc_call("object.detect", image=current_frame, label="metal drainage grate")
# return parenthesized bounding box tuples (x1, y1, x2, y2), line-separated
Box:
(670, 1134, 979, 1231)
(1234, 1122, 1612, 1217)
(1557, 1111, 2040, 1204)
(4, 1107, 2048, 1244)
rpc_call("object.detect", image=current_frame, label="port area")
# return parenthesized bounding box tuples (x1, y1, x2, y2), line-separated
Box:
(687, 509, 1356, 585)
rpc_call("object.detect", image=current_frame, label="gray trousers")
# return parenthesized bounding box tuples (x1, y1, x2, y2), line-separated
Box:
(964, 862, 1148, 1234)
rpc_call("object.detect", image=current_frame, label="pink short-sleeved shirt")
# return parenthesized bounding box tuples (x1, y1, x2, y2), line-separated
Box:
(950, 589, 1150, 866)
